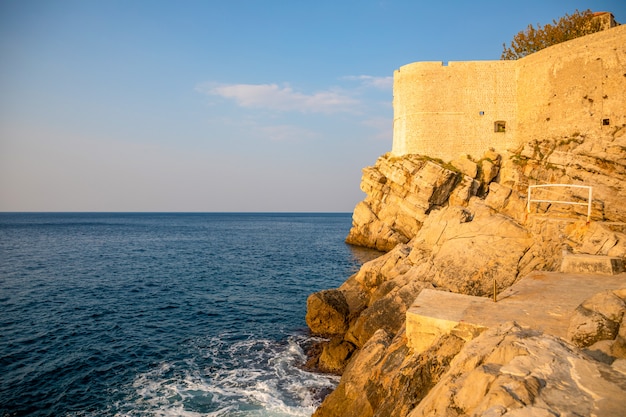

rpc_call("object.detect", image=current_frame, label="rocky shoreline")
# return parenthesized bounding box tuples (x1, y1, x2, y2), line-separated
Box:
(305, 129, 626, 416)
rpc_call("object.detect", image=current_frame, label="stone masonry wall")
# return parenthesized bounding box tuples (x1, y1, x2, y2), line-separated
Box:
(392, 60, 517, 161)
(391, 24, 626, 162)
(515, 24, 626, 144)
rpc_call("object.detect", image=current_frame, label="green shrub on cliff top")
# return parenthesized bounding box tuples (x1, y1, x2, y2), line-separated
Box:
(501, 9, 603, 60)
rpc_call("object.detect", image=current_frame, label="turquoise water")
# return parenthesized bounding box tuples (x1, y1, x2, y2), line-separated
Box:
(0, 213, 373, 416)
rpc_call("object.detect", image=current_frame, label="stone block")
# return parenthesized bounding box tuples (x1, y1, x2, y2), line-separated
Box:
(406, 289, 489, 353)
(560, 253, 624, 275)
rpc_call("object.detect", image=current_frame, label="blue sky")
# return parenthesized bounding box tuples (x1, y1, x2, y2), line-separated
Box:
(1, 1, 624, 212)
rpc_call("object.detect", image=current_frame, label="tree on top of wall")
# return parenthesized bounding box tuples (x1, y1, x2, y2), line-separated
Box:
(501, 9, 603, 60)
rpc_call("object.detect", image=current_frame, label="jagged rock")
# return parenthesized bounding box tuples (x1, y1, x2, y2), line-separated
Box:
(611, 315, 626, 359)
(420, 201, 533, 296)
(565, 220, 626, 258)
(451, 154, 478, 178)
(448, 175, 480, 206)
(500, 129, 626, 223)
(313, 329, 393, 417)
(318, 336, 356, 374)
(409, 322, 626, 417)
(346, 154, 460, 250)
(568, 289, 626, 348)
(581, 290, 626, 322)
(313, 327, 466, 417)
(306, 289, 350, 336)
(568, 306, 620, 348)
(584, 339, 617, 364)
(346, 201, 408, 251)
(345, 280, 432, 348)
(310, 128, 626, 416)
(480, 156, 500, 184)
(483, 182, 528, 224)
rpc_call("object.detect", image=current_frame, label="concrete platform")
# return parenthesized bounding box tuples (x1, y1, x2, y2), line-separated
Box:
(406, 271, 626, 352)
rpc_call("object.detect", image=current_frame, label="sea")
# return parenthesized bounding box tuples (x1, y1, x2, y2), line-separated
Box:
(0, 212, 379, 417)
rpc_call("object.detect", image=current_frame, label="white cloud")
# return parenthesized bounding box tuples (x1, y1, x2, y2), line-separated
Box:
(342, 75, 393, 90)
(198, 83, 359, 113)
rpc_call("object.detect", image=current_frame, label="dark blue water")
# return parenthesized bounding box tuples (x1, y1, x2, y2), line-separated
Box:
(0, 213, 378, 417)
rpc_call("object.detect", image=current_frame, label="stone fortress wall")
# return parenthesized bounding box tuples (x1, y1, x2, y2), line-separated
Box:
(391, 23, 626, 162)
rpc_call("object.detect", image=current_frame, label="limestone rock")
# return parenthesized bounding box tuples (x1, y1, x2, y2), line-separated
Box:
(568, 305, 619, 347)
(318, 336, 356, 374)
(346, 154, 460, 251)
(448, 175, 480, 206)
(564, 220, 626, 258)
(501, 132, 626, 223)
(480, 156, 500, 184)
(345, 201, 408, 251)
(484, 182, 528, 224)
(581, 290, 626, 323)
(423, 201, 533, 296)
(409, 322, 626, 417)
(306, 289, 350, 336)
(313, 328, 466, 417)
(612, 314, 626, 359)
(313, 329, 393, 417)
(345, 280, 432, 348)
(567, 289, 626, 348)
(310, 128, 626, 416)
(451, 154, 478, 178)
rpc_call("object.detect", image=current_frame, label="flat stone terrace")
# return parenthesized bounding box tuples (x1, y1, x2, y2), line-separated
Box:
(406, 271, 626, 352)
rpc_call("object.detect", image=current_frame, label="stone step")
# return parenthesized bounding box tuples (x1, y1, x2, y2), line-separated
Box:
(405, 271, 626, 354)
(560, 253, 624, 275)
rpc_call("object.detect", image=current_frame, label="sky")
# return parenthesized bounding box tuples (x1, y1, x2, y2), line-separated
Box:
(1, 1, 625, 212)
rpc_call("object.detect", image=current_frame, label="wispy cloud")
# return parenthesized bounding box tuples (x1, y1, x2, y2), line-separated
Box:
(342, 75, 393, 90)
(198, 83, 359, 113)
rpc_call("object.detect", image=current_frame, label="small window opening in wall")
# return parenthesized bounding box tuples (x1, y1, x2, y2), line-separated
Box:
(602, 118, 610, 126)
(494, 121, 506, 133)
(479, 111, 485, 116)
(442, 61, 448, 66)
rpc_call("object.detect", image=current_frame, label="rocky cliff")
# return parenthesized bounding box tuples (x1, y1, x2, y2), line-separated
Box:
(306, 127, 626, 416)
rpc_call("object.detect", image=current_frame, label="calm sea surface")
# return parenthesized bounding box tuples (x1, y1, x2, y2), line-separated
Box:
(0, 213, 378, 417)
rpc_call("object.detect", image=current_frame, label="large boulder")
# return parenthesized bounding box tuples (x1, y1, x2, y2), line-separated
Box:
(306, 289, 351, 336)
(415, 201, 533, 296)
(568, 289, 626, 349)
(345, 280, 432, 348)
(409, 322, 626, 417)
(346, 154, 461, 251)
(317, 336, 357, 374)
(313, 328, 466, 417)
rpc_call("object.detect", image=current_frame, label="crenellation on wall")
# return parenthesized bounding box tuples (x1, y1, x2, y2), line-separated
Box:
(392, 24, 626, 162)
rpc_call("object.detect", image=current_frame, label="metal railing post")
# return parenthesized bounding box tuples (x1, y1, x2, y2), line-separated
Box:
(587, 187, 593, 223)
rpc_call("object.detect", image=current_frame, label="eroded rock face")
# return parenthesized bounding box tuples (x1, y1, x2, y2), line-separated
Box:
(348, 129, 626, 254)
(307, 130, 626, 415)
(313, 321, 626, 417)
(568, 289, 626, 353)
(313, 327, 466, 417)
(345, 155, 464, 251)
(500, 128, 626, 223)
(409, 322, 626, 417)
(305, 289, 350, 336)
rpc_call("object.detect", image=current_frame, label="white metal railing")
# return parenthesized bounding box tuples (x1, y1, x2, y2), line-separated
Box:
(527, 184, 593, 222)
